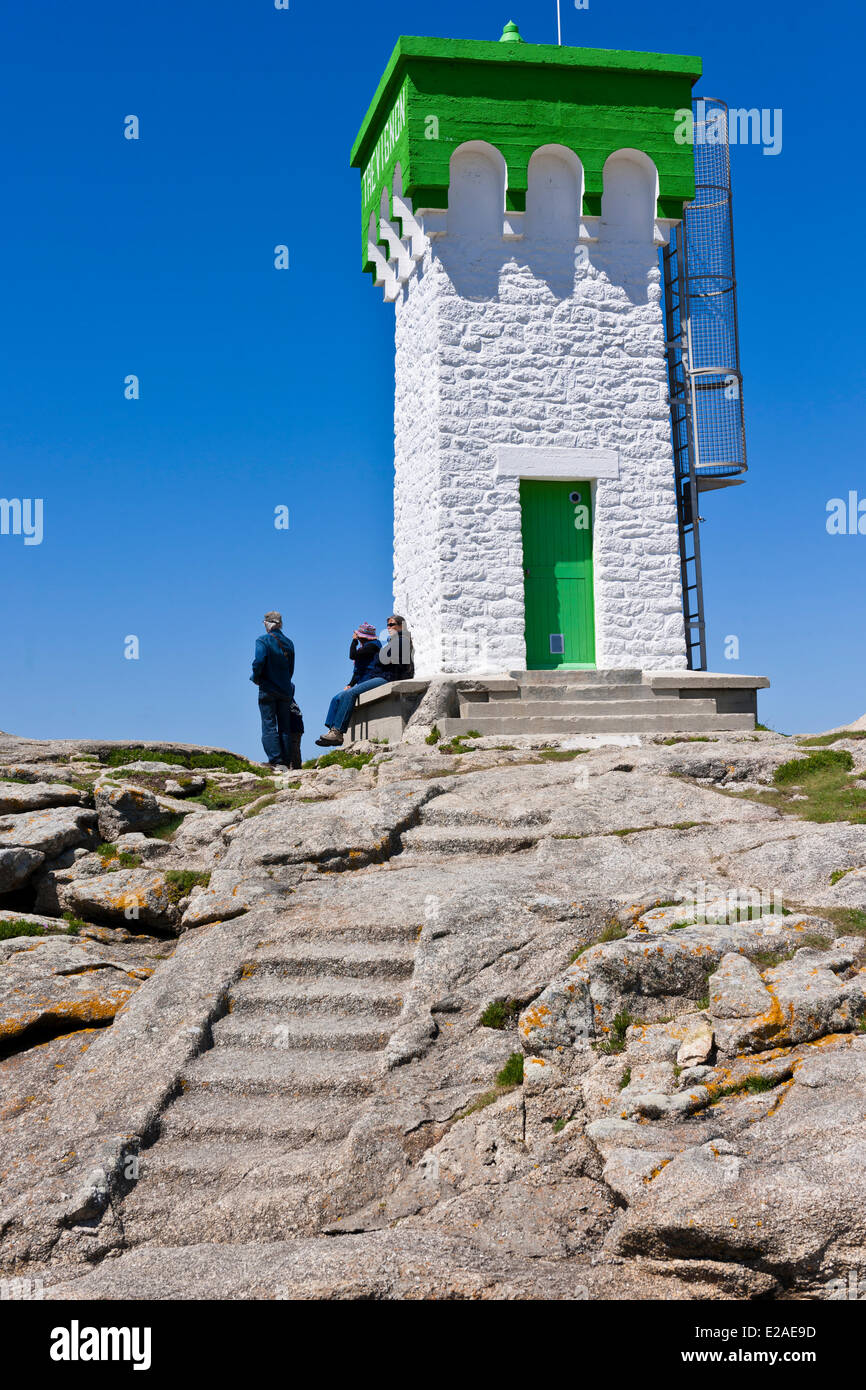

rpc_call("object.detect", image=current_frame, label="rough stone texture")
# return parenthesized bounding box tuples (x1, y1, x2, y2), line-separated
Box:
(179, 870, 281, 928)
(0, 805, 97, 861)
(709, 952, 773, 1019)
(164, 775, 206, 797)
(710, 948, 866, 1057)
(0, 846, 45, 893)
(32, 849, 133, 916)
(61, 870, 179, 932)
(0, 912, 263, 1267)
(169, 808, 242, 866)
(518, 916, 838, 1053)
(0, 935, 150, 1046)
(94, 782, 168, 840)
(402, 681, 459, 743)
(42, 1236, 778, 1302)
(605, 1034, 866, 1280)
(675, 1019, 714, 1068)
(0, 781, 82, 815)
(219, 782, 438, 871)
(3, 728, 866, 1301)
(393, 218, 686, 676)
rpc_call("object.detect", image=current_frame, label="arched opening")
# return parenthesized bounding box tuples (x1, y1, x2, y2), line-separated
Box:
(447, 141, 507, 238)
(601, 149, 659, 241)
(525, 145, 583, 241)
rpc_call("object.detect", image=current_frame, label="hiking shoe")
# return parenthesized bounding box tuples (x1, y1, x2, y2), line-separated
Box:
(315, 730, 344, 747)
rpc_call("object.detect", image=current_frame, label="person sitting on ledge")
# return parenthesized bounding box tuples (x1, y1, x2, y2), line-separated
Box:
(378, 614, 414, 682)
(315, 622, 388, 747)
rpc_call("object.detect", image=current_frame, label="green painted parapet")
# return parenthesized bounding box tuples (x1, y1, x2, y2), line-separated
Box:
(350, 24, 701, 273)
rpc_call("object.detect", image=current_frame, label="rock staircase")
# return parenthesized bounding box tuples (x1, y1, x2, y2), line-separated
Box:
(398, 785, 550, 861)
(435, 669, 757, 738)
(119, 879, 418, 1246)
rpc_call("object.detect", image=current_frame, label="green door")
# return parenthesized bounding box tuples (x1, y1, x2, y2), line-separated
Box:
(520, 479, 596, 670)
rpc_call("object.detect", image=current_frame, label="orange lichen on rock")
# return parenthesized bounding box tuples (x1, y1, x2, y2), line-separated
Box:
(645, 1158, 672, 1183)
(519, 1002, 551, 1035)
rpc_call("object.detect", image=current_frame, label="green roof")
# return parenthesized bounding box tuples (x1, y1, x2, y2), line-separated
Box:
(350, 30, 702, 273)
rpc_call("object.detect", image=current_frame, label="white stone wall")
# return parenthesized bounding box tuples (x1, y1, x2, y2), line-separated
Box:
(393, 252, 443, 675)
(389, 155, 688, 676)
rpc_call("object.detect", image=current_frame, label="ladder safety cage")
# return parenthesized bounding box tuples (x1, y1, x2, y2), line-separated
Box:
(662, 95, 748, 670)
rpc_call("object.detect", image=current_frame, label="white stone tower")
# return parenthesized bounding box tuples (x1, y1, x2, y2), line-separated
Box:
(352, 25, 703, 680)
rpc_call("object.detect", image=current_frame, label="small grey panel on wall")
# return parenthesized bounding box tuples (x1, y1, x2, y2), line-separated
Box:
(495, 445, 620, 480)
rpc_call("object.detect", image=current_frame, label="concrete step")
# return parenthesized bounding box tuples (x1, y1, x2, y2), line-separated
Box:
(185, 1046, 381, 1097)
(158, 1091, 357, 1145)
(213, 1012, 391, 1052)
(399, 824, 538, 856)
(230, 975, 405, 1019)
(138, 1139, 337, 1187)
(250, 940, 416, 980)
(459, 697, 718, 720)
(437, 712, 756, 736)
(507, 668, 643, 684)
(510, 683, 659, 702)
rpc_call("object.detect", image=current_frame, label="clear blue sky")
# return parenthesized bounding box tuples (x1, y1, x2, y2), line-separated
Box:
(1, 0, 864, 757)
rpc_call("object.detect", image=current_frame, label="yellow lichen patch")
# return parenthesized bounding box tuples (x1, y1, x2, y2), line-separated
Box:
(104, 889, 146, 911)
(802, 1031, 856, 1051)
(519, 1002, 551, 1035)
(645, 1158, 672, 1183)
(0, 984, 137, 1039)
(764, 1078, 794, 1116)
(703, 1065, 735, 1100)
(720, 980, 794, 1055)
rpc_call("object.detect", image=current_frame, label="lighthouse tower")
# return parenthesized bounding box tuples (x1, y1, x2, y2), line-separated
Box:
(351, 26, 734, 696)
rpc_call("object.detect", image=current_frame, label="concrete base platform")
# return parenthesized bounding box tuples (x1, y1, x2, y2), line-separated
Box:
(348, 671, 769, 743)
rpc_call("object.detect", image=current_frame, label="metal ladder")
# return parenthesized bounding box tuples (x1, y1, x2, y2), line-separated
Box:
(662, 96, 748, 671)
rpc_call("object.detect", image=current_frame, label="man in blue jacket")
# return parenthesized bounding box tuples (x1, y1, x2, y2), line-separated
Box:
(251, 611, 297, 769)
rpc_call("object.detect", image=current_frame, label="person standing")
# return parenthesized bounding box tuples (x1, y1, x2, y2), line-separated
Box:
(251, 611, 296, 769)
(287, 699, 304, 770)
(315, 622, 387, 747)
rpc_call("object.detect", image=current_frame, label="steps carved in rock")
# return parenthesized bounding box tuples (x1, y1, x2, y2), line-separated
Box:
(118, 888, 417, 1248)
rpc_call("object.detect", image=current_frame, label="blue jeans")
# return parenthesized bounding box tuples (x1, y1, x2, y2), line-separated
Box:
(325, 677, 388, 733)
(259, 694, 294, 765)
